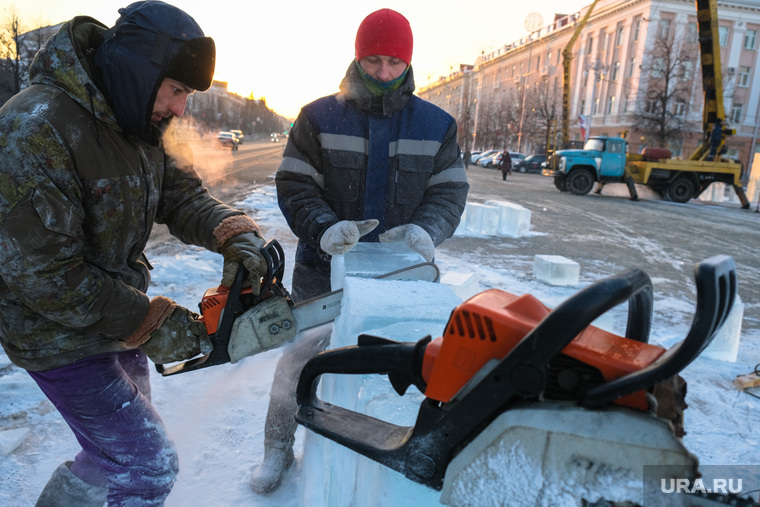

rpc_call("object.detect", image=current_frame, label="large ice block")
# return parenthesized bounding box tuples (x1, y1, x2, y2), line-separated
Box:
(463, 202, 500, 235)
(299, 277, 461, 507)
(702, 295, 744, 362)
(485, 199, 531, 238)
(330, 242, 426, 291)
(533, 255, 580, 286)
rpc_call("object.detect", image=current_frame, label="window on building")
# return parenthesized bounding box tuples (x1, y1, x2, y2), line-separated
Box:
(536, 55, 541, 71)
(674, 101, 686, 116)
(687, 22, 698, 43)
(587, 36, 593, 55)
(633, 18, 641, 41)
(520, 62, 524, 74)
(600, 32, 608, 52)
(680, 60, 694, 80)
(652, 57, 665, 78)
(580, 99, 586, 115)
(623, 94, 630, 113)
(612, 61, 620, 81)
(616, 26, 625, 46)
(730, 104, 742, 122)
(593, 97, 600, 114)
(744, 29, 757, 50)
(607, 96, 616, 114)
(547, 49, 552, 63)
(657, 19, 671, 39)
(646, 98, 658, 113)
(629, 57, 636, 77)
(719, 26, 729, 47)
(738, 66, 750, 87)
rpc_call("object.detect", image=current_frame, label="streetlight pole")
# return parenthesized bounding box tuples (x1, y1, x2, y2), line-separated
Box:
(584, 59, 607, 141)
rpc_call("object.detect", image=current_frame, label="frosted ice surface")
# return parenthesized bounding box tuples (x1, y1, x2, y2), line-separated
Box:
(702, 295, 744, 362)
(330, 242, 426, 291)
(534, 255, 580, 286)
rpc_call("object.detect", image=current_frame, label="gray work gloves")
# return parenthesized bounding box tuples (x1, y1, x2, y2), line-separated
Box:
(125, 296, 212, 365)
(219, 231, 267, 293)
(379, 224, 435, 262)
(320, 219, 379, 256)
(213, 215, 268, 294)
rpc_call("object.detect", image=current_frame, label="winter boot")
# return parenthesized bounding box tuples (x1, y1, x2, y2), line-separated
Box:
(249, 446, 294, 495)
(36, 461, 108, 507)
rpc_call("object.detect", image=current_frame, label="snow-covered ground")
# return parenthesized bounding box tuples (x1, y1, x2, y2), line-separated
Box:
(1, 184, 758, 506)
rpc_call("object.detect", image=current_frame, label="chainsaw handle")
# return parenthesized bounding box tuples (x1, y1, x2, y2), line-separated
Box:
(156, 240, 287, 376)
(296, 335, 430, 408)
(582, 255, 737, 407)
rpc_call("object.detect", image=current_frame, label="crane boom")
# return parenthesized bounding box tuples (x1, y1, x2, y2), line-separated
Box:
(561, 0, 600, 149)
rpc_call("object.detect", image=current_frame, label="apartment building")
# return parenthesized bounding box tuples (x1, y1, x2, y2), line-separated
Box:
(417, 0, 760, 169)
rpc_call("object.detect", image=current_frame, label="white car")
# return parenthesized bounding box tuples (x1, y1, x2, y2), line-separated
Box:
(471, 150, 499, 164)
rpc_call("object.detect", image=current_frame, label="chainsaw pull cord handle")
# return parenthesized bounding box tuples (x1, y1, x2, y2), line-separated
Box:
(259, 240, 285, 288)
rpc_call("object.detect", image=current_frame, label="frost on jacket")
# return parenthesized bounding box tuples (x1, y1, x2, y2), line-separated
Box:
(0, 17, 241, 371)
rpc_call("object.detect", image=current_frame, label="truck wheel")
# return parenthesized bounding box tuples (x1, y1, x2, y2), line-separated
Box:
(554, 177, 568, 192)
(567, 169, 594, 195)
(665, 177, 695, 203)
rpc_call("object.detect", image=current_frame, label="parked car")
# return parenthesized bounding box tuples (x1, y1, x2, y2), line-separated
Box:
(481, 151, 526, 169)
(513, 154, 547, 173)
(271, 133, 280, 142)
(230, 129, 244, 144)
(217, 131, 239, 150)
(470, 150, 498, 164)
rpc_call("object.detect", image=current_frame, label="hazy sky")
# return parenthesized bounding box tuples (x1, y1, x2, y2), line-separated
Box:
(4, 0, 578, 118)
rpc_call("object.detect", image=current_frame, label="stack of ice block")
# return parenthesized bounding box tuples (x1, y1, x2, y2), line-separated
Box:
(533, 254, 580, 286)
(298, 246, 463, 506)
(455, 201, 531, 238)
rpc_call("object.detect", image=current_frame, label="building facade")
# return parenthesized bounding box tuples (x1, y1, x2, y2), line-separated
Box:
(417, 0, 760, 171)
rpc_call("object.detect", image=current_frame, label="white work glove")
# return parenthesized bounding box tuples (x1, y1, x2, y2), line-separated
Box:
(378, 224, 435, 262)
(320, 219, 379, 256)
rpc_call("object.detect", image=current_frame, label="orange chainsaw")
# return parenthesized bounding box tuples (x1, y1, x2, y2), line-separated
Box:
(157, 240, 440, 376)
(295, 255, 737, 493)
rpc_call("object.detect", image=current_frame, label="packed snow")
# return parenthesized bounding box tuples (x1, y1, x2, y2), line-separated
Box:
(1, 183, 758, 506)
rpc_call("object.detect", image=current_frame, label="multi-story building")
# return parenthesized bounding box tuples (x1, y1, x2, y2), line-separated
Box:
(417, 0, 760, 172)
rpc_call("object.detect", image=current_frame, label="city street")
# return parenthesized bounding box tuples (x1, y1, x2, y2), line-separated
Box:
(150, 140, 760, 333)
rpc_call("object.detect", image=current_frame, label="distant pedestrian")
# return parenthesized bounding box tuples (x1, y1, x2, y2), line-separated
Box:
(463, 150, 471, 169)
(707, 118, 725, 161)
(499, 150, 512, 180)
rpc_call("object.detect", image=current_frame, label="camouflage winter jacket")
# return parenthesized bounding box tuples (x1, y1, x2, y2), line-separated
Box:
(0, 18, 242, 371)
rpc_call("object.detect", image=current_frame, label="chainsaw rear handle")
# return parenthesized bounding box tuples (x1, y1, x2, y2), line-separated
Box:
(155, 240, 285, 376)
(583, 255, 737, 407)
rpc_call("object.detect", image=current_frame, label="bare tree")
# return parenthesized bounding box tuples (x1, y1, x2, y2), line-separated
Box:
(0, 10, 24, 102)
(0, 10, 48, 105)
(527, 77, 561, 154)
(457, 100, 475, 152)
(632, 28, 698, 148)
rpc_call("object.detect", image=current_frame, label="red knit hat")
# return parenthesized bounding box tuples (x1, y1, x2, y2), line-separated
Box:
(355, 9, 413, 65)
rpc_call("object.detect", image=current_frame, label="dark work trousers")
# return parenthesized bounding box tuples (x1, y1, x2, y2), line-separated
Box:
(29, 349, 178, 506)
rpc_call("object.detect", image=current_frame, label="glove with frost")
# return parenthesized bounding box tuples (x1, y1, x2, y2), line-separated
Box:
(320, 219, 379, 256)
(125, 296, 212, 365)
(214, 215, 268, 294)
(378, 224, 435, 262)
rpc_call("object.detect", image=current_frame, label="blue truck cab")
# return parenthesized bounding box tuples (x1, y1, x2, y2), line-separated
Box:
(543, 136, 629, 195)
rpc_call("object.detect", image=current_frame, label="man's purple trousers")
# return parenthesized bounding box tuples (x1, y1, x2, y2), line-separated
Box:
(28, 349, 178, 505)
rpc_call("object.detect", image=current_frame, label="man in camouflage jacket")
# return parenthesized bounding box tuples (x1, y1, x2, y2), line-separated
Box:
(0, 2, 269, 504)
